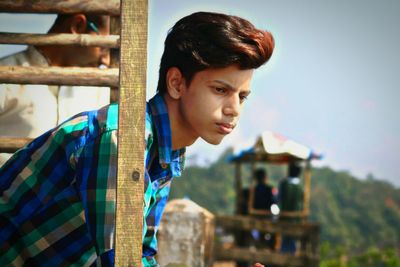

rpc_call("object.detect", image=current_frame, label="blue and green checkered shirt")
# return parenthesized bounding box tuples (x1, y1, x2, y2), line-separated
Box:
(0, 93, 185, 266)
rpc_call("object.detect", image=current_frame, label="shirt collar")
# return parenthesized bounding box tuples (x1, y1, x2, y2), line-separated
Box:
(148, 93, 186, 167)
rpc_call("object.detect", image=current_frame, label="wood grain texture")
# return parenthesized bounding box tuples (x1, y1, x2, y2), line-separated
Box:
(0, 137, 33, 153)
(109, 16, 121, 103)
(0, 0, 120, 15)
(0, 32, 119, 48)
(234, 163, 242, 215)
(303, 162, 312, 217)
(0, 66, 118, 87)
(115, 0, 148, 265)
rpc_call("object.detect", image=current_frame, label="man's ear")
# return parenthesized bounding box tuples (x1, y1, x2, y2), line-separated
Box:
(70, 14, 87, 34)
(166, 67, 185, 100)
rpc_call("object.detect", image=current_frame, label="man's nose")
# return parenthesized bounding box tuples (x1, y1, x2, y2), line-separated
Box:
(223, 95, 241, 117)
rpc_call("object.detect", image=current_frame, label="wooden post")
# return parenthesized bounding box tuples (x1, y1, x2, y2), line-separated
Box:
(235, 162, 242, 215)
(309, 226, 320, 267)
(115, 0, 148, 266)
(302, 161, 312, 218)
(109, 16, 121, 103)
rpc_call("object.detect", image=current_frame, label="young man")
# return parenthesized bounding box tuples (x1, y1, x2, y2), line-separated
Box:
(0, 12, 274, 266)
(0, 14, 110, 165)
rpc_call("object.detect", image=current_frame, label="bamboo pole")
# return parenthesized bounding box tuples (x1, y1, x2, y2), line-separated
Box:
(0, 33, 119, 48)
(115, 0, 148, 265)
(0, 66, 118, 87)
(0, 137, 33, 153)
(0, 0, 120, 15)
(303, 161, 311, 218)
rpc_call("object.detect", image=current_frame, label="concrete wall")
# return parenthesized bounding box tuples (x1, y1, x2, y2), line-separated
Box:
(157, 199, 215, 267)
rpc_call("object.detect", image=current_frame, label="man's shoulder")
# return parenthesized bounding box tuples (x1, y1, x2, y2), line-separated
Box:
(59, 102, 152, 136)
(0, 47, 47, 67)
(56, 103, 119, 140)
(95, 102, 152, 132)
(95, 103, 119, 131)
(0, 49, 30, 66)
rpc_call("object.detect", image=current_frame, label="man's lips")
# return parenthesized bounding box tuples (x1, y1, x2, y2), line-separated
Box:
(216, 122, 235, 134)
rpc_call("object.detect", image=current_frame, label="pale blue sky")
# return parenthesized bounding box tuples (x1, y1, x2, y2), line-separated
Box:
(1, 0, 399, 185)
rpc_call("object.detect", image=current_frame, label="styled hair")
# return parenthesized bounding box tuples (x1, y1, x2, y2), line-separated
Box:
(157, 11, 275, 94)
(49, 14, 108, 33)
(254, 168, 267, 184)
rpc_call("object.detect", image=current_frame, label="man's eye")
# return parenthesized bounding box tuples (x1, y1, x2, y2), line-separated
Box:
(239, 94, 248, 102)
(215, 87, 226, 93)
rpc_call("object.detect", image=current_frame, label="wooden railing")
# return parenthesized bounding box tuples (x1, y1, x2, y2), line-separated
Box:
(0, 137, 33, 153)
(0, 66, 119, 86)
(214, 215, 320, 267)
(0, 0, 120, 15)
(0, 0, 147, 265)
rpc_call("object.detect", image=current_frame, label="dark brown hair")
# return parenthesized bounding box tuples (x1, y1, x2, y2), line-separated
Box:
(157, 11, 275, 94)
(49, 14, 108, 33)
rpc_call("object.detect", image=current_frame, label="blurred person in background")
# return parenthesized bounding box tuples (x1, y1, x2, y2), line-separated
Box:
(278, 162, 304, 254)
(0, 14, 110, 165)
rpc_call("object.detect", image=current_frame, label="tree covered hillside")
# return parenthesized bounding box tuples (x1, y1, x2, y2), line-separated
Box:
(169, 149, 400, 253)
(310, 167, 400, 251)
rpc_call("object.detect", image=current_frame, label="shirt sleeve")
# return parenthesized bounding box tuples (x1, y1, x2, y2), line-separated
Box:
(74, 128, 118, 258)
(142, 254, 160, 267)
(0, 119, 87, 262)
(142, 178, 171, 266)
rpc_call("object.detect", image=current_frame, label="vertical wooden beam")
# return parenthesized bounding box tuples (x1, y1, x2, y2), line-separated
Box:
(309, 226, 320, 267)
(115, 0, 148, 265)
(303, 161, 312, 218)
(109, 16, 120, 103)
(235, 162, 243, 215)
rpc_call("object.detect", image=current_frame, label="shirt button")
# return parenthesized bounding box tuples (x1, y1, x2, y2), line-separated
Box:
(161, 163, 168, 169)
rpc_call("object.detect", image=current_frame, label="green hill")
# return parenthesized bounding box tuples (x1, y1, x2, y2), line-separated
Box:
(169, 149, 400, 255)
(310, 167, 400, 251)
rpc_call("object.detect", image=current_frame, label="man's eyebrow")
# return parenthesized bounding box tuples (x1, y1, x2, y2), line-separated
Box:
(213, 80, 235, 91)
(213, 80, 251, 93)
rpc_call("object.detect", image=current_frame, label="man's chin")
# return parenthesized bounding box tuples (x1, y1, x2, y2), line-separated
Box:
(202, 137, 223, 145)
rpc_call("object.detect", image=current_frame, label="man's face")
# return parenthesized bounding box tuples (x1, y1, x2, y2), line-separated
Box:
(66, 17, 110, 67)
(178, 65, 254, 145)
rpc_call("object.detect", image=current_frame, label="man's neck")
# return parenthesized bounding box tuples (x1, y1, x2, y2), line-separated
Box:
(163, 94, 198, 150)
(35, 46, 62, 66)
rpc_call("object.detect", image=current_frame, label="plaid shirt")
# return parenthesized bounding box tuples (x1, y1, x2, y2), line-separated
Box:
(0, 93, 185, 266)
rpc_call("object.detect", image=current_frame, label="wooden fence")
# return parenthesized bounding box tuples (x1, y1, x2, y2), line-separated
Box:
(0, 0, 147, 265)
(214, 215, 320, 267)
